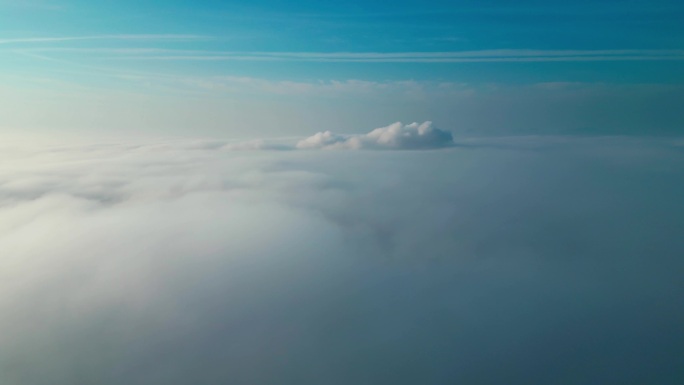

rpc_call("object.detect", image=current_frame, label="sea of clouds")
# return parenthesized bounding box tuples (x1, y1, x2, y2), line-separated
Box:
(0, 124, 683, 384)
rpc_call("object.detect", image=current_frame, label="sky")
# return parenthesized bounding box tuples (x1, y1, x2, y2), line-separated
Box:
(1, 0, 683, 137)
(1, 2, 684, 384)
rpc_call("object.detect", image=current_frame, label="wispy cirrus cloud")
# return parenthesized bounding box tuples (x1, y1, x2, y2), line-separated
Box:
(3, 39, 683, 63)
(0, 34, 210, 45)
(0, 0, 63, 10)
(14, 48, 684, 63)
(136, 50, 684, 63)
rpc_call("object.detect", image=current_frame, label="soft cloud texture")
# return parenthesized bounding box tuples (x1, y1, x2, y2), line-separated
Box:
(296, 121, 454, 150)
(0, 136, 683, 384)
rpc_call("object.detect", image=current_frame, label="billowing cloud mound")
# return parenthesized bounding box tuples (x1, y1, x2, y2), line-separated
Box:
(296, 121, 454, 150)
(0, 136, 683, 384)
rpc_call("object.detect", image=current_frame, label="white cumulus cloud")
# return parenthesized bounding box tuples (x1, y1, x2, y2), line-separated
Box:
(296, 121, 455, 150)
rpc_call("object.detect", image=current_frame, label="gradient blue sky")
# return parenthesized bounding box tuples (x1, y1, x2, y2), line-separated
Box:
(1, 0, 683, 137)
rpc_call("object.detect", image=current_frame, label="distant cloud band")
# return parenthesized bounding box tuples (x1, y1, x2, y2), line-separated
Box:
(0, 35, 210, 45)
(4, 41, 683, 62)
(111, 49, 684, 63)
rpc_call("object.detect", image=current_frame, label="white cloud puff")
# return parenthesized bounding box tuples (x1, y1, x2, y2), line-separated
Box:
(296, 121, 454, 150)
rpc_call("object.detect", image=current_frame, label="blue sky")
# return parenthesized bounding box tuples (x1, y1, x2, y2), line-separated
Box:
(1, 0, 683, 137)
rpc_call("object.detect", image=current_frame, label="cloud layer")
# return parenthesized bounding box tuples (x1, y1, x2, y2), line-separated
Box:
(0, 136, 683, 384)
(296, 121, 454, 150)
